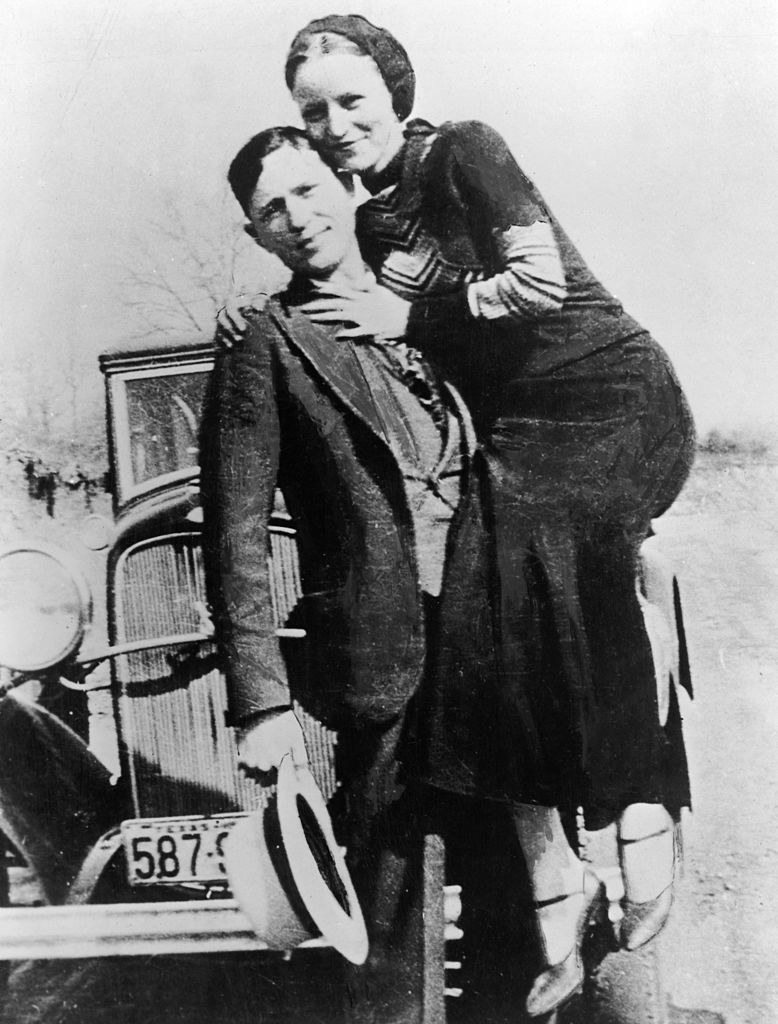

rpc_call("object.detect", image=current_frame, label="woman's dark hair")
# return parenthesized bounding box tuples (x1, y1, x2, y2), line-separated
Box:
(228, 126, 311, 216)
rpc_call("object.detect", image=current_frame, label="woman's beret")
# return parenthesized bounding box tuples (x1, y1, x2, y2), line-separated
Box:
(285, 14, 415, 121)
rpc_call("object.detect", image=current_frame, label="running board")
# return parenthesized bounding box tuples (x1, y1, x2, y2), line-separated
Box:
(0, 897, 464, 960)
(0, 899, 319, 960)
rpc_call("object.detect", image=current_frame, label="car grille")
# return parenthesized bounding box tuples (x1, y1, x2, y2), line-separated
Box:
(113, 529, 337, 818)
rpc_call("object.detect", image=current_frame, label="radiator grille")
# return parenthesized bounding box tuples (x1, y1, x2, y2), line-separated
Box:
(113, 528, 337, 818)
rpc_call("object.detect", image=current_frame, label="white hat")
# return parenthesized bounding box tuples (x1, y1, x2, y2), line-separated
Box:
(224, 756, 368, 964)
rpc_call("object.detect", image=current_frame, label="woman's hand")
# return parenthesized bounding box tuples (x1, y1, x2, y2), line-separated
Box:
(215, 292, 269, 348)
(300, 279, 411, 341)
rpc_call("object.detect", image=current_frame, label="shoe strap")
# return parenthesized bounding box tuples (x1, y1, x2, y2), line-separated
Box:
(531, 870, 600, 910)
(618, 826, 672, 845)
(531, 891, 579, 911)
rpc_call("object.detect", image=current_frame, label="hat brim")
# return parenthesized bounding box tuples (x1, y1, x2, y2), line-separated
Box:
(277, 755, 368, 964)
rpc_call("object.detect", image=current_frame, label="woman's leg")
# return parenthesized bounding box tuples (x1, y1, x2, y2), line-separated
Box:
(619, 802, 675, 903)
(514, 803, 606, 1016)
(617, 801, 677, 950)
(513, 803, 585, 963)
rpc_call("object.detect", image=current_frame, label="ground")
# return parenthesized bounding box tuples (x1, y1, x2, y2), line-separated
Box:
(0, 451, 776, 1023)
(652, 452, 778, 1024)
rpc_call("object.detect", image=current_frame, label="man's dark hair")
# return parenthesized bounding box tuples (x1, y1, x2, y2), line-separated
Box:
(228, 126, 312, 216)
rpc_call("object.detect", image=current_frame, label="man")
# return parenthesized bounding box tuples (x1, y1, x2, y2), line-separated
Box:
(200, 126, 500, 1023)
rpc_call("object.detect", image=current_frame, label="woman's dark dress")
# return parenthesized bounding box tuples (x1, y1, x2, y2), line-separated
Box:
(357, 119, 695, 827)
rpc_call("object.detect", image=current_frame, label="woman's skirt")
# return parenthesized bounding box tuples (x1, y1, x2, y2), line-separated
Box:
(423, 333, 696, 829)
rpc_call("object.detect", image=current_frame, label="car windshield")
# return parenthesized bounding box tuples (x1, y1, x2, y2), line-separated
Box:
(125, 372, 207, 486)
(112, 363, 211, 501)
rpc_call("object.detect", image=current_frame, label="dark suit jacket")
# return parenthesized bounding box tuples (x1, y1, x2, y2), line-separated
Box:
(201, 299, 429, 728)
(200, 297, 548, 809)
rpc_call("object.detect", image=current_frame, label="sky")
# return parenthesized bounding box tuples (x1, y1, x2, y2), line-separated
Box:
(1, 0, 777, 437)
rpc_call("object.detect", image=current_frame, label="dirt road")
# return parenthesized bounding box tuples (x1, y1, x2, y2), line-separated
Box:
(652, 453, 778, 1024)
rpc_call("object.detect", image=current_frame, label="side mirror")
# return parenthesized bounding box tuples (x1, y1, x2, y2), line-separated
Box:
(0, 545, 92, 673)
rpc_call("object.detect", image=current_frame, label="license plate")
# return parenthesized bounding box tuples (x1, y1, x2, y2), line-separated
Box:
(121, 813, 247, 886)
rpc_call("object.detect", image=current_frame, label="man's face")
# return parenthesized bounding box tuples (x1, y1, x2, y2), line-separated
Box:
(247, 144, 356, 277)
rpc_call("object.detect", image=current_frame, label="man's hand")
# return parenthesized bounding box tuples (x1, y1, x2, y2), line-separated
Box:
(299, 279, 411, 341)
(236, 708, 308, 773)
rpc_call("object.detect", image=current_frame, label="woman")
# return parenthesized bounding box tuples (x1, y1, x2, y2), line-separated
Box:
(279, 14, 695, 1017)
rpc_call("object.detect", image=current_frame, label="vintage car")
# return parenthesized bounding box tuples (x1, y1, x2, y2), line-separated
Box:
(0, 339, 679, 1023)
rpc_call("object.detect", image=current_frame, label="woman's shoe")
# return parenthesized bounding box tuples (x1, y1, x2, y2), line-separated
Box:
(525, 869, 606, 1018)
(620, 884, 673, 951)
(618, 815, 677, 950)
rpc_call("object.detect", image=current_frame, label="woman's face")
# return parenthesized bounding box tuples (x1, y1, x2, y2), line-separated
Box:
(291, 52, 404, 176)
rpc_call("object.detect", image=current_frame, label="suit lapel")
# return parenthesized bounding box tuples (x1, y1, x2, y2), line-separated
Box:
(267, 303, 395, 449)
(266, 299, 476, 470)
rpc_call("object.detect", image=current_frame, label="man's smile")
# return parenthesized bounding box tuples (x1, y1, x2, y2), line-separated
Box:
(298, 225, 330, 252)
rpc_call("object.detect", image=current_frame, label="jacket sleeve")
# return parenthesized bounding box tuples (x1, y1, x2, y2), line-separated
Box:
(200, 314, 291, 726)
(406, 120, 566, 344)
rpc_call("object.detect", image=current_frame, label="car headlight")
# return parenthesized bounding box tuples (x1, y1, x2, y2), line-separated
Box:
(0, 545, 92, 673)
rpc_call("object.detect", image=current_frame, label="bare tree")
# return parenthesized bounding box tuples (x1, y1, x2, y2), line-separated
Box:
(119, 188, 287, 341)
(0, 188, 286, 474)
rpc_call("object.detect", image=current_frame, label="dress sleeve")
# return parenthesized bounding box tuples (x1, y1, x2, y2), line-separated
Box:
(410, 120, 566, 333)
(466, 220, 566, 320)
(200, 313, 292, 726)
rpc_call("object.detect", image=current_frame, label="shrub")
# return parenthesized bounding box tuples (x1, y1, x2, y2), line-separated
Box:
(697, 429, 770, 457)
